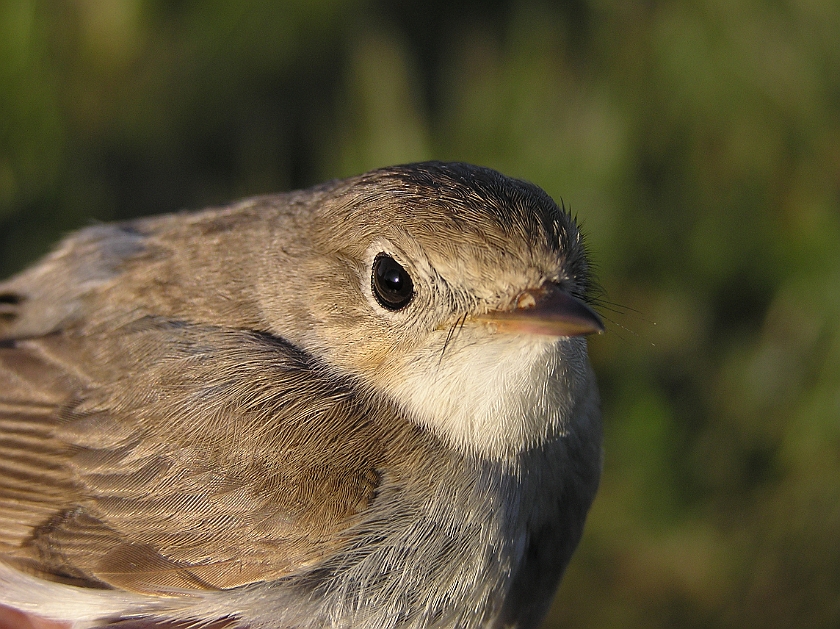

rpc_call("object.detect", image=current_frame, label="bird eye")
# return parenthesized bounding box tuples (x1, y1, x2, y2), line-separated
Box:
(372, 254, 414, 310)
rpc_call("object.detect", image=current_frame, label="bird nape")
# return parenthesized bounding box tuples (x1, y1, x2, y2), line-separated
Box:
(0, 162, 603, 629)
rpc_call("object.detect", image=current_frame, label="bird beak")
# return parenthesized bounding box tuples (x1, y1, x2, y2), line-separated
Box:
(476, 283, 605, 337)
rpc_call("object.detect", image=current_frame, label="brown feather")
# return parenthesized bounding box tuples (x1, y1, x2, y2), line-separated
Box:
(0, 319, 403, 594)
(0, 163, 603, 628)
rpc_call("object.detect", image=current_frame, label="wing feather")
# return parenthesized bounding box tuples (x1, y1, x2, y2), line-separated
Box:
(0, 319, 385, 595)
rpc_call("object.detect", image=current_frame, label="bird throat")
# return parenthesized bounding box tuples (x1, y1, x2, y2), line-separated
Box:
(382, 335, 578, 462)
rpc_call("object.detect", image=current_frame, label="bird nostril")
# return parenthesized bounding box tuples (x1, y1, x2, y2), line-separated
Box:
(515, 292, 537, 310)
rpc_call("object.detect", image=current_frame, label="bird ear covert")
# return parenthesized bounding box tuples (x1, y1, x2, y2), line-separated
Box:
(372, 253, 414, 310)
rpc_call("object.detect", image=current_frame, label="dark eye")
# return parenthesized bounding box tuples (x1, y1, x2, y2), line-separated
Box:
(372, 253, 414, 310)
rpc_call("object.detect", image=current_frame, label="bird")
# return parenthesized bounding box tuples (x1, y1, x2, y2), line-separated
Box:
(0, 161, 603, 629)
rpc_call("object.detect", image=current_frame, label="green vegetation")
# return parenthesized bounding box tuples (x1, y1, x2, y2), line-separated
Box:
(1, 1, 838, 627)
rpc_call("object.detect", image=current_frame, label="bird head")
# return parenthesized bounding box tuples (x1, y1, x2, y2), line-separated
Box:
(257, 162, 602, 460)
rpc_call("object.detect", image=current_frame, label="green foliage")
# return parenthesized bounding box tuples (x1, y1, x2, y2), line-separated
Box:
(1, 1, 838, 627)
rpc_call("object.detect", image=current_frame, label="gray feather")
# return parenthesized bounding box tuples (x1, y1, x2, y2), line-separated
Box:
(0, 162, 602, 629)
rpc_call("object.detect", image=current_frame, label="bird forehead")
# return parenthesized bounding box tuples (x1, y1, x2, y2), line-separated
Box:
(331, 163, 571, 245)
(317, 163, 582, 294)
(359, 222, 559, 300)
(418, 239, 553, 294)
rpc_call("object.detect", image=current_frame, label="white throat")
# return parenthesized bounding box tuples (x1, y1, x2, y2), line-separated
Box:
(384, 332, 586, 461)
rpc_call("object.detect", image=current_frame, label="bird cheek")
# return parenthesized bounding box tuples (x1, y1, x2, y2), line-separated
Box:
(351, 343, 393, 374)
(316, 322, 396, 377)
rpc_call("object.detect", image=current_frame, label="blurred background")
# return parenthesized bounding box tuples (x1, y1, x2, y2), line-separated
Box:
(1, 0, 838, 627)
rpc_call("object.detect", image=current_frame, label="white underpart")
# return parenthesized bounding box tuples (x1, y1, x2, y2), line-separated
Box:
(0, 562, 157, 627)
(387, 329, 586, 460)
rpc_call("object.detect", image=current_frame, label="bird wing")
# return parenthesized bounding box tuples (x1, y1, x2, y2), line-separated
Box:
(0, 314, 385, 595)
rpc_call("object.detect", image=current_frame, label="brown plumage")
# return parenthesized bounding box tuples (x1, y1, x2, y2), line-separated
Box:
(0, 162, 603, 629)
